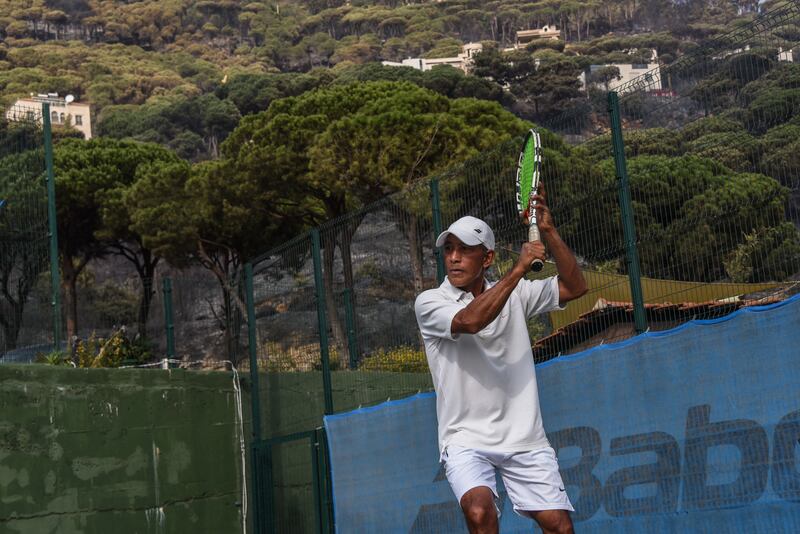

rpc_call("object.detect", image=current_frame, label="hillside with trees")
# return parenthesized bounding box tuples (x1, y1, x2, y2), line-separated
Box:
(2, 0, 796, 155)
(1, 0, 790, 121)
(1, 0, 799, 364)
(0, 0, 771, 60)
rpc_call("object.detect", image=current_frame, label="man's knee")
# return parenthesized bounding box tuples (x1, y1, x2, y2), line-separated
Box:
(460, 487, 497, 530)
(550, 519, 574, 534)
(464, 502, 496, 526)
(531, 509, 573, 534)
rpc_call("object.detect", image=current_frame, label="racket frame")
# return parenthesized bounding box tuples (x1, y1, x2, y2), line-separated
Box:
(515, 129, 544, 272)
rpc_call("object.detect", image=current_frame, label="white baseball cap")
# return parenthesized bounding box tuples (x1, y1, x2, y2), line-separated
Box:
(435, 216, 495, 251)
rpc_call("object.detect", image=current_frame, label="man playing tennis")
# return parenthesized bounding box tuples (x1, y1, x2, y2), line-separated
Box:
(414, 192, 587, 534)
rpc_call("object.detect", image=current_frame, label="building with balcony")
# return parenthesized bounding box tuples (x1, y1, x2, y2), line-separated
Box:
(381, 42, 483, 73)
(5, 93, 92, 139)
(516, 25, 561, 46)
(578, 49, 662, 94)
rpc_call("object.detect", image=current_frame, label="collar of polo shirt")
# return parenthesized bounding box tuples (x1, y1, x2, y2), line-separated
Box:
(441, 276, 495, 301)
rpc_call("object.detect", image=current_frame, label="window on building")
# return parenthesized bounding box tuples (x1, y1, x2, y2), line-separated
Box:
(60, 113, 65, 123)
(75, 115, 83, 125)
(632, 64, 649, 70)
(51, 111, 59, 123)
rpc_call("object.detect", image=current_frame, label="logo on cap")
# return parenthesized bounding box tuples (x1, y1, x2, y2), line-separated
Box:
(474, 228, 482, 233)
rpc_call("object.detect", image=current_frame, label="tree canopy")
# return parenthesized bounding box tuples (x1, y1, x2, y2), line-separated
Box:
(53, 137, 182, 340)
(2, 0, 798, 363)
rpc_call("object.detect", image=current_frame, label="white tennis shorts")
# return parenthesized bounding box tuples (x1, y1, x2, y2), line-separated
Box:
(442, 444, 574, 516)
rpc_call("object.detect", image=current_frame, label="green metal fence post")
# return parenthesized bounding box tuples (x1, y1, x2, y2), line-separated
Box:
(311, 433, 323, 534)
(224, 275, 236, 362)
(232, 270, 246, 365)
(264, 443, 275, 534)
(162, 278, 175, 359)
(343, 288, 358, 369)
(42, 103, 62, 351)
(245, 263, 270, 534)
(311, 229, 334, 415)
(245, 264, 262, 439)
(430, 178, 445, 283)
(251, 440, 272, 534)
(608, 92, 648, 334)
(316, 427, 335, 534)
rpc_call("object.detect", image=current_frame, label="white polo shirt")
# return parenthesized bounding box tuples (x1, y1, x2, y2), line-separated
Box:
(414, 276, 563, 455)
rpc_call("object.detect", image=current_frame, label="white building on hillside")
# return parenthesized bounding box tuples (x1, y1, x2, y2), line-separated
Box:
(516, 25, 561, 46)
(778, 46, 796, 62)
(5, 93, 92, 139)
(579, 49, 662, 94)
(502, 26, 562, 52)
(382, 42, 483, 73)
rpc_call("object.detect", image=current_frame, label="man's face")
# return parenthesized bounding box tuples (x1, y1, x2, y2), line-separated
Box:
(443, 234, 493, 290)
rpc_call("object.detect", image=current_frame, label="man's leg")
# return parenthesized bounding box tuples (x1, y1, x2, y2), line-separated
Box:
(528, 509, 574, 534)
(498, 447, 574, 533)
(459, 486, 499, 534)
(443, 446, 501, 534)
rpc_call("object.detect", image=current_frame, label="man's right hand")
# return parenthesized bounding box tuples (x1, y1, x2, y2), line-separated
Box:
(515, 241, 546, 274)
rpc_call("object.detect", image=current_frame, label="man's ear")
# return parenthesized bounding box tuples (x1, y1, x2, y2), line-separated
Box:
(483, 249, 495, 268)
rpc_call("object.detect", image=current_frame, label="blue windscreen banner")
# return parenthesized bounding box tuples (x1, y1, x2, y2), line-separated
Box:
(324, 295, 800, 533)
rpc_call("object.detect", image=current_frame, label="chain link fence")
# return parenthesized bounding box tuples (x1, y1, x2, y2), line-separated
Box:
(2, 3, 797, 531)
(6, 6, 794, 376)
(524, 0, 800, 358)
(0, 104, 52, 362)
(243, 3, 800, 532)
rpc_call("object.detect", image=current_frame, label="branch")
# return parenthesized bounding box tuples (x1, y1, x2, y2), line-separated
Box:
(196, 239, 248, 320)
(107, 241, 141, 270)
(206, 297, 226, 331)
(406, 120, 442, 185)
(74, 254, 92, 276)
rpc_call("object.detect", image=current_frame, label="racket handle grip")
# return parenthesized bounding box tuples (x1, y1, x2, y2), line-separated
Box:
(528, 224, 544, 272)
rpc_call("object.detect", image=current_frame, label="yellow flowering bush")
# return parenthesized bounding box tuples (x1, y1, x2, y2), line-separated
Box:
(75, 330, 151, 368)
(359, 346, 429, 373)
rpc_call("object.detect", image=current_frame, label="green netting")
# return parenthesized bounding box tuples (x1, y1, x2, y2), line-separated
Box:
(0, 104, 52, 361)
(240, 4, 800, 529)
(270, 437, 318, 534)
(613, 0, 800, 323)
(250, 233, 326, 436)
(155, 271, 243, 364)
(252, 234, 319, 373)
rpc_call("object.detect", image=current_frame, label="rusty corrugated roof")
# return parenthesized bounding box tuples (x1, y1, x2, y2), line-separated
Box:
(533, 296, 783, 360)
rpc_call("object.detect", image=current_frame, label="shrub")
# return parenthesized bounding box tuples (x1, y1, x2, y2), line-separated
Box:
(260, 341, 339, 372)
(261, 342, 300, 372)
(360, 346, 428, 373)
(724, 223, 800, 283)
(36, 350, 71, 366)
(75, 329, 152, 368)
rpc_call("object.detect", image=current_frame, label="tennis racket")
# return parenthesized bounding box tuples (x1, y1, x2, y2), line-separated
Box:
(515, 129, 544, 272)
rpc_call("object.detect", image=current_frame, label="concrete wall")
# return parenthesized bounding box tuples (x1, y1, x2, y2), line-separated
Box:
(0, 365, 246, 534)
(0, 364, 435, 534)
